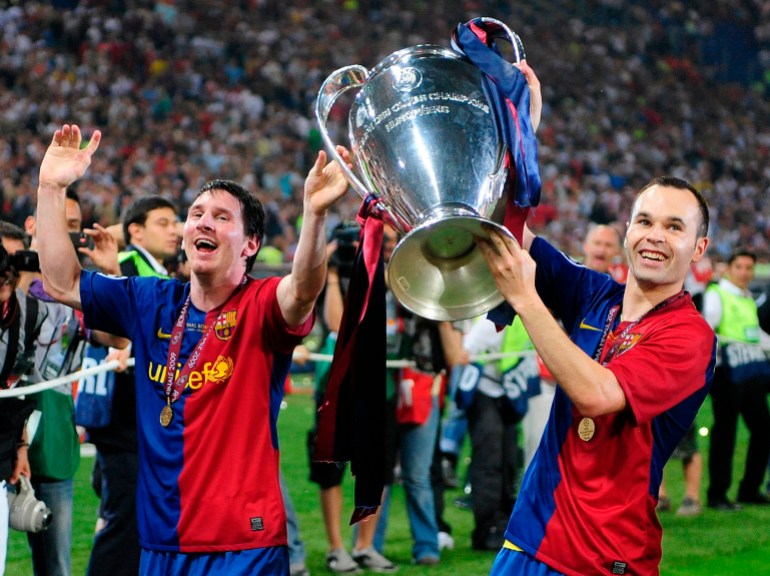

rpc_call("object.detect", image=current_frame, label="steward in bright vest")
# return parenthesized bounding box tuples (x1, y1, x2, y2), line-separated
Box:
(707, 283, 761, 344)
(118, 246, 168, 279)
(704, 249, 770, 509)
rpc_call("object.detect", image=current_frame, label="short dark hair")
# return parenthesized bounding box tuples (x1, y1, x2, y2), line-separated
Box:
(0, 220, 29, 247)
(121, 195, 177, 245)
(634, 176, 709, 239)
(727, 248, 756, 266)
(195, 180, 265, 273)
(66, 187, 81, 207)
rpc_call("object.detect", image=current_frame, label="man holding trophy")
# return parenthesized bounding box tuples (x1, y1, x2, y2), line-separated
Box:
(479, 175, 715, 576)
(318, 16, 716, 576)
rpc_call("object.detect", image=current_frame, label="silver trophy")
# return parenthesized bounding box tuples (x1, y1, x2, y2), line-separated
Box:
(316, 19, 525, 321)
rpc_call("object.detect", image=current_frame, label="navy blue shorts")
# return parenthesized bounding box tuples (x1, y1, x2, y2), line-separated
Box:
(139, 546, 288, 576)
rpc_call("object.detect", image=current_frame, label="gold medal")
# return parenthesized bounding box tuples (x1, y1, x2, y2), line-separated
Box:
(577, 417, 595, 442)
(160, 403, 173, 428)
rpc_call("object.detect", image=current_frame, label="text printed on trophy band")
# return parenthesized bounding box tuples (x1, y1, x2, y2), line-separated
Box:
(385, 106, 450, 133)
(358, 92, 490, 147)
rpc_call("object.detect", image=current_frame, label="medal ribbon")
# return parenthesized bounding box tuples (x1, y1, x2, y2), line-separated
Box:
(164, 277, 247, 404)
(576, 291, 687, 441)
(596, 291, 687, 366)
(592, 305, 620, 364)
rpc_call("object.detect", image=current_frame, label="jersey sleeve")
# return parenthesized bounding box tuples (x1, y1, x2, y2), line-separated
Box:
(608, 312, 716, 425)
(531, 237, 619, 333)
(258, 277, 314, 353)
(79, 269, 140, 339)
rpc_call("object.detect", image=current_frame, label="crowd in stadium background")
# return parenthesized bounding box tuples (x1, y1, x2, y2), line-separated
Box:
(3, 3, 770, 576)
(1, 0, 770, 266)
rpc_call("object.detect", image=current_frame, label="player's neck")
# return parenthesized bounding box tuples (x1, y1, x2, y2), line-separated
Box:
(189, 274, 242, 312)
(622, 276, 683, 322)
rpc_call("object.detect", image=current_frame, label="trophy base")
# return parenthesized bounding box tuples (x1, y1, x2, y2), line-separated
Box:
(387, 215, 512, 321)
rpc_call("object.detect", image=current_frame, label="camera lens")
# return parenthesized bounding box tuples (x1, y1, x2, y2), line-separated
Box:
(7, 477, 54, 533)
(37, 504, 53, 531)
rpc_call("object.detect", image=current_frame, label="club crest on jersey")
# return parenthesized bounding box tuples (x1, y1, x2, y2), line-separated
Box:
(616, 333, 642, 355)
(215, 310, 237, 341)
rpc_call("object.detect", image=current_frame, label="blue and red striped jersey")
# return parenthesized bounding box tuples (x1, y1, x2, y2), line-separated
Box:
(504, 238, 716, 576)
(80, 270, 312, 553)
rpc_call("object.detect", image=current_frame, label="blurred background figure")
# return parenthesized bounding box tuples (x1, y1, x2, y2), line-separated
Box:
(581, 224, 623, 275)
(457, 316, 538, 551)
(704, 249, 770, 510)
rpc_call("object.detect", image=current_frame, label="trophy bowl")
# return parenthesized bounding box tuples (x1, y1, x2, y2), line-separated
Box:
(316, 24, 524, 321)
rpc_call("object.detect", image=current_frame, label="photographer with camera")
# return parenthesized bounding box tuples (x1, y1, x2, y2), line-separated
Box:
(1, 220, 47, 576)
(5, 189, 128, 576)
(17, 190, 93, 576)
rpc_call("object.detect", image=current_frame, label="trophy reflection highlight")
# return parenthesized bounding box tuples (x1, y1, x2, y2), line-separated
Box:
(316, 19, 525, 321)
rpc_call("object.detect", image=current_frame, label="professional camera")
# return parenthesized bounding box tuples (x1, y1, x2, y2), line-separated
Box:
(0, 245, 40, 275)
(329, 222, 360, 279)
(7, 475, 52, 533)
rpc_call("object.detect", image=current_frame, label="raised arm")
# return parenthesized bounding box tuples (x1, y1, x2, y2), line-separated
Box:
(438, 322, 467, 369)
(36, 125, 102, 310)
(477, 228, 626, 417)
(276, 147, 351, 326)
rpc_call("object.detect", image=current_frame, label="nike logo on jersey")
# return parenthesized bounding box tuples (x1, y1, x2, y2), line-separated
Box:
(579, 319, 602, 332)
(157, 327, 172, 339)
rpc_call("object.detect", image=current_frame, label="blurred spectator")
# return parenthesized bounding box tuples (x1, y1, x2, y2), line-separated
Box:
(657, 259, 715, 517)
(1, 1, 769, 265)
(704, 249, 770, 510)
(582, 224, 622, 273)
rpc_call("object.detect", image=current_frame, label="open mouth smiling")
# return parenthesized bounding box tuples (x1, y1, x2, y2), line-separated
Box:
(640, 250, 666, 262)
(194, 238, 217, 253)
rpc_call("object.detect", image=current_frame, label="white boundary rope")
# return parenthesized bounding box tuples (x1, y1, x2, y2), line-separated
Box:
(0, 359, 135, 398)
(0, 350, 538, 398)
(3, 339, 767, 398)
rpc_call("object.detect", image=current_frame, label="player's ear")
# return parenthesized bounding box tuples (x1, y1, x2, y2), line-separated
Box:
(24, 215, 37, 238)
(691, 236, 708, 263)
(243, 236, 259, 260)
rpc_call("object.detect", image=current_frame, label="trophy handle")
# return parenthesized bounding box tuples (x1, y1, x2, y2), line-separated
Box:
(316, 65, 405, 229)
(315, 65, 373, 200)
(478, 17, 526, 63)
